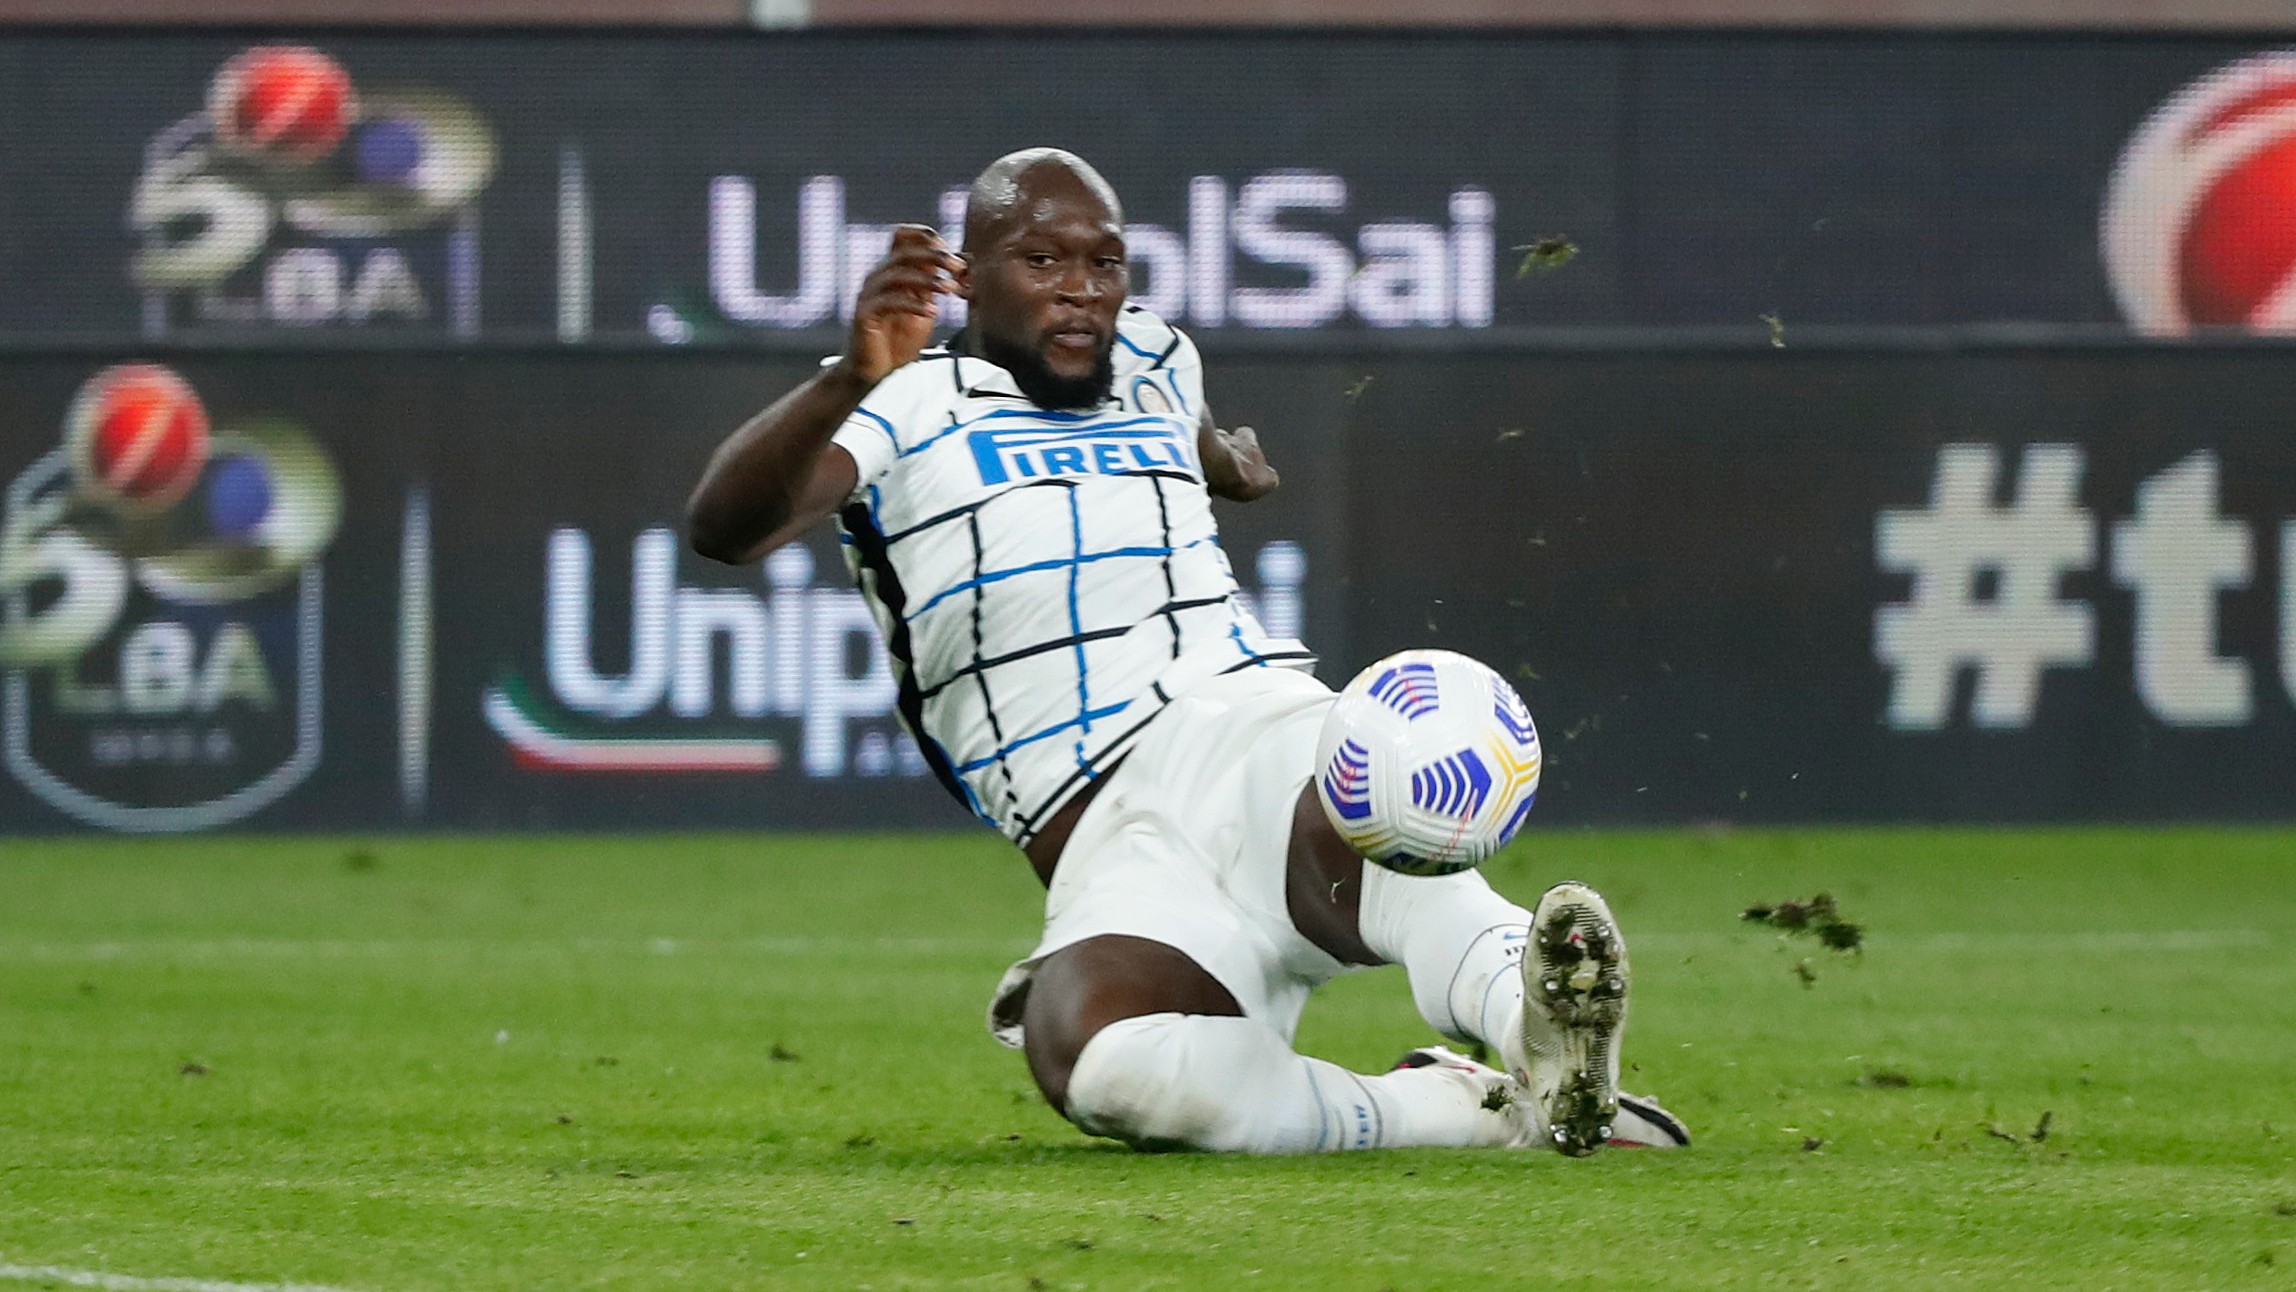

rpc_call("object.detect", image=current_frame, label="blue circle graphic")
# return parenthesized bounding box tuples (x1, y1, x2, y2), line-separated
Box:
(205, 454, 274, 538)
(353, 116, 424, 184)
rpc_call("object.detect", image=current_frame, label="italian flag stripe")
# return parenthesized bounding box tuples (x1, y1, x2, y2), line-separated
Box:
(481, 686, 781, 773)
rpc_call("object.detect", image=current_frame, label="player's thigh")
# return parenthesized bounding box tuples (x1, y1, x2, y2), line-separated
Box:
(1020, 934, 1243, 1113)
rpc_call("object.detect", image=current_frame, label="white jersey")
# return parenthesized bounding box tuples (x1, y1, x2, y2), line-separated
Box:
(828, 305, 1312, 845)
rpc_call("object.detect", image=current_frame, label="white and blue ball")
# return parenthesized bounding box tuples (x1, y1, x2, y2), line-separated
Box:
(1314, 649, 1543, 876)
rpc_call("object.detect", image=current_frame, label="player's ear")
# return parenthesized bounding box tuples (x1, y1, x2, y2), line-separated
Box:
(952, 254, 973, 300)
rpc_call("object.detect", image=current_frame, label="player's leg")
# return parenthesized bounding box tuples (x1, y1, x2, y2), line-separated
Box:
(1283, 787, 1529, 1047)
(1016, 933, 1241, 1111)
(1020, 932, 1539, 1154)
(1284, 783, 1669, 1154)
(1283, 786, 1540, 1071)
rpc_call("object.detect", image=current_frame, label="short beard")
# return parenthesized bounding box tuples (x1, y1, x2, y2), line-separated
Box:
(975, 330, 1115, 411)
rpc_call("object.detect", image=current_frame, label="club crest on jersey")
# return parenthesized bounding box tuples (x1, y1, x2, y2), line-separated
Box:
(1129, 377, 1175, 415)
(968, 420, 1196, 487)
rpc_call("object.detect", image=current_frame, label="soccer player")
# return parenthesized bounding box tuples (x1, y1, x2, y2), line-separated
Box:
(688, 148, 1687, 1155)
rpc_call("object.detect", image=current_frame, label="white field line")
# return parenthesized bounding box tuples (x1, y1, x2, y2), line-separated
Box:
(0, 930, 2270, 962)
(1695, 929, 2274, 953)
(1887, 929, 2274, 952)
(0, 1260, 357, 1292)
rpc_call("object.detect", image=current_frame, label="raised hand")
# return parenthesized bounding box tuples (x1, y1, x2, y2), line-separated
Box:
(839, 224, 964, 385)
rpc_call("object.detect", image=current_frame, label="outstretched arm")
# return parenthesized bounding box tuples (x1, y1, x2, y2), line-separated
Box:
(687, 225, 963, 564)
(1198, 410, 1280, 503)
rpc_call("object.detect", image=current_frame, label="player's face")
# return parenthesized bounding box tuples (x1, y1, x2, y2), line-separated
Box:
(965, 186, 1127, 409)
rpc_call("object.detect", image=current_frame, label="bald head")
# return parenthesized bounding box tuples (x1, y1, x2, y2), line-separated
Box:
(956, 148, 1128, 410)
(964, 148, 1123, 252)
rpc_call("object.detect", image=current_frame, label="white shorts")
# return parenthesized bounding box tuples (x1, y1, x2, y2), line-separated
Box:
(987, 665, 1352, 1050)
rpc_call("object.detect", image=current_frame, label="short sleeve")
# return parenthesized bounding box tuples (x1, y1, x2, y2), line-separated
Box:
(1164, 328, 1207, 420)
(819, 354, 904, 500)
(830, 406, 902, 498)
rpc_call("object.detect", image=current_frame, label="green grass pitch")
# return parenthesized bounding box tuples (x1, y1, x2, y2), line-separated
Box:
(2, 828, 2293, 1290)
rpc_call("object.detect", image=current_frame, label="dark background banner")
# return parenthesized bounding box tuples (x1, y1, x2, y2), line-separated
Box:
(0, 30, 2278, 344)
(17, 0, 2296, 29)
(1335, 349, 2296, 824)
(3, 344, 2292, 834)
(0, 350, 1336, 833)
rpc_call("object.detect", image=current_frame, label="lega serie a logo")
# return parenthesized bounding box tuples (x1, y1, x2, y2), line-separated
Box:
(2103, 51, 2296, 335)
(130, 45, 497, 337)
(0, 364, 342, 830)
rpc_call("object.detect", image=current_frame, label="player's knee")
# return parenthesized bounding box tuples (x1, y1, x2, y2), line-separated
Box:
(1015, 954, 1138, 1112)
(1018, 991, 1096, 1114)
(1019, 935, 1245, 1113)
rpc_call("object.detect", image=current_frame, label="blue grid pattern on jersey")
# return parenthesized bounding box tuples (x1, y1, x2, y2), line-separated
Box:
(838, 334, 1311, 844)
(891, 471, 1270, 835)
(912, 476, 1199, 777)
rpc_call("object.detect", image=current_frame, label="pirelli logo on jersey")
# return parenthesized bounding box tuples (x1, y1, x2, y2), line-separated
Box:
(968, 421, 1196, 488)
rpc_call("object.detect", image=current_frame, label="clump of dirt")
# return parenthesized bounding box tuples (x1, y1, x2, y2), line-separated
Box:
(1742, 892, 1863, 985)
(1742, 893, 1864, 952)
(1514, 237, 1579, 277)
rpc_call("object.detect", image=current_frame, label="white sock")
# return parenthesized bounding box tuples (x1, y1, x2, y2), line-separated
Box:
(1063, 1012, 1530, 1154)
(1355, 864, 1533, 1072)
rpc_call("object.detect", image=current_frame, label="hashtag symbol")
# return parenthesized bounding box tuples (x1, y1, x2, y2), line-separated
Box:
(1875, 444, 2096, 730)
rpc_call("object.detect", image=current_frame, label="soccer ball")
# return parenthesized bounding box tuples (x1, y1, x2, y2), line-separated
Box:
(1314, 649, 1543, 876)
